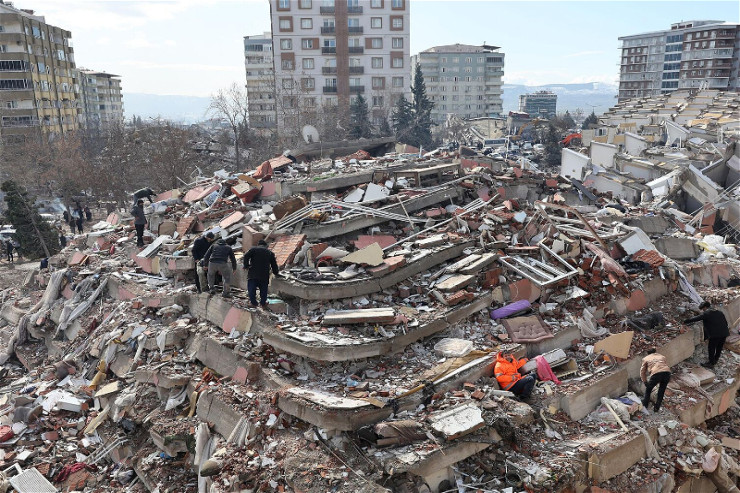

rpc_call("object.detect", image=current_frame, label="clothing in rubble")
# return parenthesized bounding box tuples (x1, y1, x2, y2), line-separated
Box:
(243, 240, 280, 307)
(684, 301, 730, 367)
(204, 239, 237, 297)
(640, 350, 671, 412)
(494, 352, 535, 398)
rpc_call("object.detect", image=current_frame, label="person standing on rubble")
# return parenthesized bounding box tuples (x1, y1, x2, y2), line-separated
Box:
(243, 239, 279, 309)
(4, 238, 13, 263)
(684, 301, 730, 368)
(204, 238, 237, 298)
(131, 199, 147, 248)
(640, 348, 671, 412)
(192, 232, 215, 293)
(494, 352, 536, 399)
(74, 207, 84, 234)
(84, 205, 92, 222)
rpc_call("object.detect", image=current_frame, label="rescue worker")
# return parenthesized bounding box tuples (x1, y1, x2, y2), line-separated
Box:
(494, 352, 535, 399)
(192, 232, 215, 293)
(131, 199, 147, 248)
(684, 301, 730, 368)
(242, 239, 280, 308)
(203, 239, 237, 298)
(640, 348, 671, 412)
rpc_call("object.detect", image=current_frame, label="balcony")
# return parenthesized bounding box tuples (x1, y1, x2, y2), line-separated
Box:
(322, 46, 336, 54)
(349, 66, 364, 74)
(319, 6, 335, 13)
(348, 46, 363, 54)
(322, 66, 338, 74)
(321, 26, 335, 34)
(323, 86, 338, 93)
(349, 85, 364, 93)
(1, 117, 40, 127)
(348, 26, 363, 34)
(347, 5, 363, 13)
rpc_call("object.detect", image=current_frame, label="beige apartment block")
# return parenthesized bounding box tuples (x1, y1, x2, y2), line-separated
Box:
(0, 1, 80, 144)
(77, 69, 123, 130)
(269, 0, 410, 138)
(618, 20, 740, 101)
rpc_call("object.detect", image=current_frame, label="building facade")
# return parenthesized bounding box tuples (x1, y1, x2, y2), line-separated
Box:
(411, 44, 504, 125)
(518, 90, 557, 119)
(0, 2, 79, 144)
(268, 0, 410, 138)
(618, 20, 740, 101)
(244, 32, 277, 134)
(77, 69, 123, 129)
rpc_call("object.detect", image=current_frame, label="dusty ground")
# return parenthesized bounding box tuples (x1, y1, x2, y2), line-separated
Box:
(0, 259, 37, 291)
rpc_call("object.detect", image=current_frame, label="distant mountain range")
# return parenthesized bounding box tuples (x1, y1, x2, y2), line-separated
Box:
(502, 82, 618, 116)
(125, 81, 618, 123)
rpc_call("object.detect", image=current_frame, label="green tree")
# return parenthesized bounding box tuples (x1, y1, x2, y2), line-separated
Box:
(349, 94, 372, 139)
(409, 62, 434, 149)
(582, 111, 598, 129)
(378, 117, 392, 137)
(562, 111, 576, 129)
(544, 125, 561, 167)
(1, 180, 59, 259)
(392, 95, 414, 143)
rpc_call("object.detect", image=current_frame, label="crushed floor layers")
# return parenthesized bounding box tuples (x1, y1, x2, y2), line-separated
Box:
(1, 95, 740, 492)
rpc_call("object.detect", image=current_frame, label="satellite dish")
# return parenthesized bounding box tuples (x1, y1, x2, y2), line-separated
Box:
(302, 125, 320, 144)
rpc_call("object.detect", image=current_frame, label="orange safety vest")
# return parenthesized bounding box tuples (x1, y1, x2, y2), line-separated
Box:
(494, 353, 528, 390)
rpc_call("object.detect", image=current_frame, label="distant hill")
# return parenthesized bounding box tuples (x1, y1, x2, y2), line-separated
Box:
(502, 82, 618, 116)
(124, 93, 211, 123)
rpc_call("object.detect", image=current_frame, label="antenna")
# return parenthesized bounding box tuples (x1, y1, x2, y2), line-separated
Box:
(302, 125, 320, 144)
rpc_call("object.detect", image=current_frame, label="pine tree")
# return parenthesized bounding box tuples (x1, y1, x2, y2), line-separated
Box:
(582, 111, 598, 129)
(562, 111, 575, 129)
(392, 95, 414, 143)
(409, 63, 434, 149)
(1, 180, 59, 259)
(544, 125, 561, 167)
(349, 94, 372, 139)
(378, 117, 392, 137)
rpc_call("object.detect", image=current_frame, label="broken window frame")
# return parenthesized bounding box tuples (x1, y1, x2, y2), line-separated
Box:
(498, 243, 578, 287)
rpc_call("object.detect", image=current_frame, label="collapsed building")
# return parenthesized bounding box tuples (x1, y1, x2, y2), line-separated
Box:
(0, 126, 739, 493)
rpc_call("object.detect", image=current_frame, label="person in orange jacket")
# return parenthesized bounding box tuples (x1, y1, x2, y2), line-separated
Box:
(494, 352, 536, 399)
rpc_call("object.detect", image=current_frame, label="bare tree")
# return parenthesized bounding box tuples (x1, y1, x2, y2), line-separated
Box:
(209, 83, 249, 169)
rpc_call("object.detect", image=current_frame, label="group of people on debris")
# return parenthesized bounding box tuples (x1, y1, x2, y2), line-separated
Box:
(494, 300, 730, 412)
(63, 202, 93, 235)
(191, 231, 279, 308)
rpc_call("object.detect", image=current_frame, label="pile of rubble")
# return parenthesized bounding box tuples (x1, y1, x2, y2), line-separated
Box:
(0, 133, 739, 493)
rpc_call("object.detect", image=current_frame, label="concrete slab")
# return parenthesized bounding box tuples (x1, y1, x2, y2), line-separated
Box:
(323, 308, 396, 325)
(561, 368, 629, 421)
(587, 428, 658, 482)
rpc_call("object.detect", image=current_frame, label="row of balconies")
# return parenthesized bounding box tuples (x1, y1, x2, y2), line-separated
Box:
(319, 5, 363, 13)
(319, 26, 364, 34)
(320, 46, 365, 54)
(321, 85, 364, 93)
(320, 66, 365, 74)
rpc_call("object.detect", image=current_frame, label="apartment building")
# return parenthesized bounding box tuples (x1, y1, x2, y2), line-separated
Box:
(0, 1, 79, 144)
(410, 44, 504, 125)
(268, 0, 410, 138)
(77, 69, 123, 129)
(518, 90, 557, 119)
(244, 32, 277, 135)
(618, 20, 740, 101)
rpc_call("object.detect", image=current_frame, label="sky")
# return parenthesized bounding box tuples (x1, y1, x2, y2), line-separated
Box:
(14, 0, 740, 97)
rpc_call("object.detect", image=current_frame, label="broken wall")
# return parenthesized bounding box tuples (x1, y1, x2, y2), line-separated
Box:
(560, 148, 590, 181)
(591, 141, 618, 169)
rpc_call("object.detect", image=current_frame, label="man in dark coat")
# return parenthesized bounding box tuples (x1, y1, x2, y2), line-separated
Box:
(243, 239, 279, 308)
(131, 199, 147, 247)
(204, 239, 237, 298)
(192, 232, 215, 293)
(84, 206, 92, 222)
(74, 208, 84, 234)
(684, 301, 731, 368)
(132, 188, 156, 205)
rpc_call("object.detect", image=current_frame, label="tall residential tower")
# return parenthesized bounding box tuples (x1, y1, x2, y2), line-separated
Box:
(77, 69, 123, 129)
(244, 32, 277, 135)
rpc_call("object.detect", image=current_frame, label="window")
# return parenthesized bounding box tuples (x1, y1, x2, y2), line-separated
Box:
(392, 37, 403, 49)
(349, 77, 361, 87)
(371, 17, 382, 28)
(372, 57, 383, 68)
(372, 96, 384, 107)
(465, 57, 472, 63)
(302, 77, 315, 89)
(391, 0, 404, 8)
(37, 62, 46, 73)
(300, 18, 312, 29)
(32, 26, 41, 38)
(391, 17, 403, 29)
(0, 45, 5, 53)
(392, 56, 403, 68)
(325, 58, 336, 67)
(282, 79, 294, 89)
(370, 38, 382, 49)
(371, 0, 382, 7)
(323, 39, 336, 47)
(323, 19, 335, 27)
(305, 97, 316, 107)
(279, 18, 292, 31)
(326, 78, 337, 87)
(278, 0, 290, 7)
(452, 57, 459, 63)
(300, 0, 312, 7)
(5, 100, 18, 108)
(348, 18, 359, 27)
(302, 38, 315, 49)
(282, 59, 294, 70)
(303, 58, 314, 69)
(372, 77, 384, 89)
(392, 76, 403, 87)
(349, 57, 361, 67)
(348, 38, 360, 47)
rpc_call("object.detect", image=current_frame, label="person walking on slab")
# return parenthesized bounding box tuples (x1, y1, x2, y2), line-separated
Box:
(131, 199, 147, 248)
(204, 239, 237, 298)
(684, 301, 730, 368)
(640, 348, 671, 412)
(192, 232, 215, 293)
(243, 239, 279, 309)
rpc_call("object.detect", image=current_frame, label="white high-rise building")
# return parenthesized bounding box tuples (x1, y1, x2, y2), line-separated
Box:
(268, 0, 410, 138)
(77, 69, 123, 129)
(411, 44, 504, 125)
(244, 32, 277, 135)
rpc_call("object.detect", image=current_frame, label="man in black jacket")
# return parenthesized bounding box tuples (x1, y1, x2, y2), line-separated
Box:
(204, 239, 237, 298)
(131, 199, 147, 247)
(192, 232, 215, 293)
(243, 239, 279, 308)
(684, 301, 731, 368)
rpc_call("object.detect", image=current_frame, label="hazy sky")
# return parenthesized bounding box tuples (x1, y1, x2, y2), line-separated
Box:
(17, 0, 740, 97)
